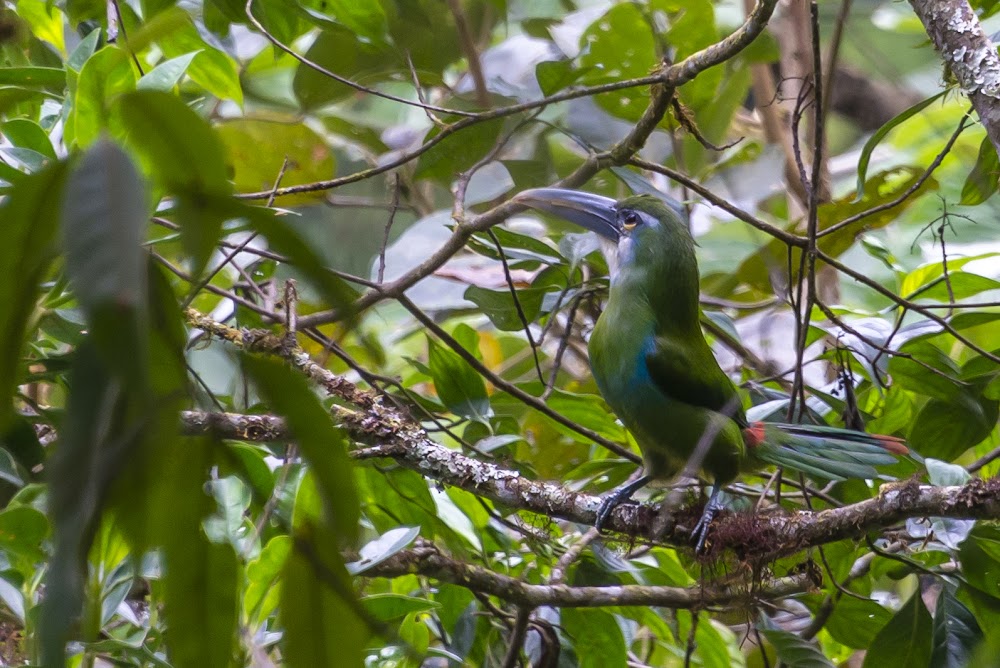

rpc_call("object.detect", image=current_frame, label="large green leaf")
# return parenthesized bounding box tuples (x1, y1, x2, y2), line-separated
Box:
(0, 162, 67, 430)
(931, 587, 984, 668)
(61, 139, 150, 388)
(855, 91, 946, 198)
(113, 90, 230, 276)
(464, 285, 548, 331)
(908, 393, 998, 462)
(760, 625, 832, 668)
(158, 437, 239, 668)
(960, 136, 1000, 205)
(242, 355, 359, 543)
(71, 46, 136, 147)
(824, 595, 892, 649)
(863, 590, 933, 668)
(157, 17, 243, 104)
(216, 119, 335, 204)
(426, 336, 492, 422)
(562, 608, 627, 668)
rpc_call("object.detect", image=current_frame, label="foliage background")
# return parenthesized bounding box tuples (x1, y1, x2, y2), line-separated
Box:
(3, 0, 1000, 666)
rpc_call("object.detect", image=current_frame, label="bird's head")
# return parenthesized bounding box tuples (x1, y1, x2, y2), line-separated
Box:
(512, 188, 690, 279)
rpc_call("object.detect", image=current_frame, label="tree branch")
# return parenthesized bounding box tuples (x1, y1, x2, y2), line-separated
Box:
(180, 409, 1000, 562)
(359, 541, 812, 609)
(908, 0, 1000, 156)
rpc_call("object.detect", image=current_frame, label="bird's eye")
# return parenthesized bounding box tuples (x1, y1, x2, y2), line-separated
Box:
(621, 210, 640, 231)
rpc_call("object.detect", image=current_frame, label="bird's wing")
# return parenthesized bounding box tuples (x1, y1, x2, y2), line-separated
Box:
(645, 335, 747, 426)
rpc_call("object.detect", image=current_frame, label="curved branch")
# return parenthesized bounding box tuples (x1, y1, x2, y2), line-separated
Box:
(361, 542, 812, 609)
(181, 409, 1000, 562)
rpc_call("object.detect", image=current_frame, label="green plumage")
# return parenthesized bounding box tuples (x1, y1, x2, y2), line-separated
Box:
(512, 187, 908, 546)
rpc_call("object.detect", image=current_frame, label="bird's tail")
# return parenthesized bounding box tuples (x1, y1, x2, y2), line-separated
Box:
(743, 422, 910, 481)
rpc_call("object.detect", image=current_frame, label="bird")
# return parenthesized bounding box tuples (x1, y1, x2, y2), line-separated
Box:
(511, 187, 911, 552)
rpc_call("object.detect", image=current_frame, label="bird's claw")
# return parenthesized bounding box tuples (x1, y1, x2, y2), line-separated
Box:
(691, 507, 718, 555)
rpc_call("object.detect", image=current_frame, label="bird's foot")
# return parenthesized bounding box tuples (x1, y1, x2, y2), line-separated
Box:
(692, 485, 726, 555)
(691, 505, 720, 555)
(594, 475, 652, 532)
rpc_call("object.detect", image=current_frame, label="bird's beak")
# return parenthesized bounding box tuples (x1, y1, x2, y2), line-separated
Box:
(512, 188, 620, 241)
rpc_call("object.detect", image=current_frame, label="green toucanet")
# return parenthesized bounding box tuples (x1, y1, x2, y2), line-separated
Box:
(512, 188, 910, 551)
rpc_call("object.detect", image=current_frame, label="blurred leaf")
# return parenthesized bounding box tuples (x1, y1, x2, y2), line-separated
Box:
(158, 436, 239, 668)
(863, 590, 933, 668)
(300, 0, 387, 41)
(137, 51, 199, 91)
(0, 66, 64, 87)
(856, 92, 946, 199)
(0, 162, 67, 430)
(157, 17, 243, 104)
(62, 138, 148, 314)
(281, 474, 367, 668)
(415, 117, 507, 182)
(114, 90, 229, 275)
(960, 136, 1000, 206)
(243, 355, 359, 543)
(824, 595, 892, 649)
(760, 624, 832, 667)
(562, 608, 627, 668)
(216, 119, 335, 205)
(292, 26, 392, 109)
(362, 593, 439, 622)
(931, 587, 984, 668)
(909, 394, 998, 462)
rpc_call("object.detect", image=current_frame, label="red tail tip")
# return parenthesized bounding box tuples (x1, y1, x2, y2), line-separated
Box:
(875, 434, 909, 455)
(744, 422, 766, 449)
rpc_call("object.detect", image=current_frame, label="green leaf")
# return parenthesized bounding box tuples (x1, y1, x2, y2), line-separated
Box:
(0, 66, 65, 87)
(824, 595, 892, 649)
(136, 52, 200, 91)
(577, 3, 656, 122)
(300, 0, 387, 41)
(292, 26, 392, 109)
(863, 590, 933, 668)
(931, 587, 984, 668)
(71, 46, 136, 147)
(158, 437, 239, 668)
(114, 90, 230, 275)
(426, 336, 491, 422)
(61, 138, 149, 314)
(535, 59, 588, 96)
(216, 119, 335, 204)
(960, 136, 1000, 205)
(242, 355, 359, 543)
(362, 594, 440, 622)
(909, 394, 998, 462)
(415, 117, 507, 182)
(245, 535, 292, 626)
(281, 544, 367, 668)
(855, 92, 946, 199)
(464, 285, 548, 331)
(157, 17, 243, 104)
(114, 90, 229, 194)
(3, 118, 56, 159)
(0, 162, 68, 430)
(760, 625, 833, 667)
(562, 608, 627, 668)
(926, 458, 972, 486)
